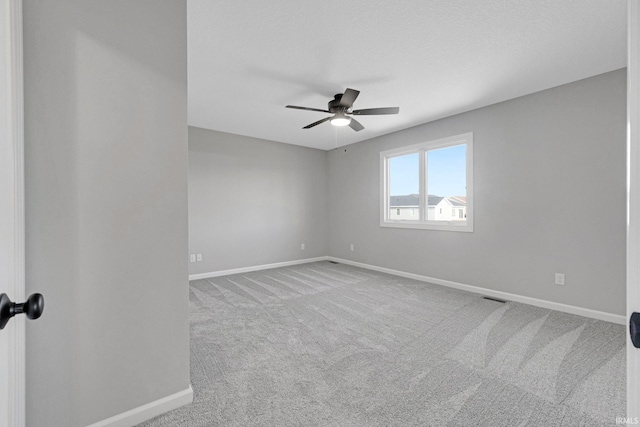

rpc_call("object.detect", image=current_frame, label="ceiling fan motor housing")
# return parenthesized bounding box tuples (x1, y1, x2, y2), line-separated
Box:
(328, 94, 347, 113)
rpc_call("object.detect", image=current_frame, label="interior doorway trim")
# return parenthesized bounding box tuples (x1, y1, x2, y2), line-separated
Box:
(5, 0, 26, 425)
(628, 0, 640, 418)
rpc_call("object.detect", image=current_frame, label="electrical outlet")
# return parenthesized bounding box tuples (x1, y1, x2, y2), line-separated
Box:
(189, 254, 196, 263)
(197, 253, 202, 262)
(350, 244, 354, 251)
(301, 243, 305, 250)
(555, 273, 565, 286)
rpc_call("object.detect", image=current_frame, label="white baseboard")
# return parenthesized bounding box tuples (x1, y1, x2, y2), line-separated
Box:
(87, 385, 193, 427)
(329, 257, 626, 325)
(189, 256, 329, 281)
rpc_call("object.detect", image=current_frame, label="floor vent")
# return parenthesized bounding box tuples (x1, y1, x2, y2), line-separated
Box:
(328, 261, 339, 264)
(482, 296, 507, 304)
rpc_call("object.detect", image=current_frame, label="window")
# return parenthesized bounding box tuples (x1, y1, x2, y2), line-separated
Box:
(380, 132, 473, 232)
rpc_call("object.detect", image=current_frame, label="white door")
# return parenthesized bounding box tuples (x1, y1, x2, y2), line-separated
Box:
(629, 0, 640, 419)
(1, 1, 25, 426)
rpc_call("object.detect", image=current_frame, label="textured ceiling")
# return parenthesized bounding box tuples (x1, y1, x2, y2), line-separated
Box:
(188, 0, 627, 151)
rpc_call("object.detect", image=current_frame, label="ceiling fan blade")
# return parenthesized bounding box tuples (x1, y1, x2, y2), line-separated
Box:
(286, 105, 330, 113)
(351, 107, 399, 115)
(349, 118, 364, 132)
(339, 88, 360, 108)
(303, 116, 331, 129)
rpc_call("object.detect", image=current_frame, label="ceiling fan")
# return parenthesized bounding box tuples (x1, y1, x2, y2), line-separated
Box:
(286, 88, 399, 132)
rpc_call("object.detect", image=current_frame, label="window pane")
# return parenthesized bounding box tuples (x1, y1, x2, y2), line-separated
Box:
(388, 152, 419, 220)
(427, 144, 466, 222)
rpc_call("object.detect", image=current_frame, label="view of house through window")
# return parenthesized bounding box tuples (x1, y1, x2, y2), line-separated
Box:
(381, 133, 473, 232)
(426, 144, 467, 221)
(388, 152, 419, 220)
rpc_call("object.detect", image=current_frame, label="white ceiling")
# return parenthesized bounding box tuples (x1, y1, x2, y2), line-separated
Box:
(188, 0, 627, 151)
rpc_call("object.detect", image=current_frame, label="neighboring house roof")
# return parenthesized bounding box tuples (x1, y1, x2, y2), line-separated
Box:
(449, 196, 467, 205)
(449, 199, 466, 207)
(428, 195, 444, 206)
(390, 194, 447, 207)
(390, 194, 419, 207)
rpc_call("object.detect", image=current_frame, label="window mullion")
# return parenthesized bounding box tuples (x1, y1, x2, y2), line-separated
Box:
(385, 156, 390, 222)
(420, 149, 426, 222)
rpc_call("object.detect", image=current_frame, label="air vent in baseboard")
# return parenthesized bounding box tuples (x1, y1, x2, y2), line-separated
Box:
(482, 296, 507, 304)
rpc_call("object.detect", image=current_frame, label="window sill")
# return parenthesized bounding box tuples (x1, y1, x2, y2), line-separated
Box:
(380, 221, 473, 232)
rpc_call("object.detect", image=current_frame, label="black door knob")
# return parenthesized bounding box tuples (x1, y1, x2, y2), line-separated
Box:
(631, 312, 640, 348)
(0, 293, 45, 330)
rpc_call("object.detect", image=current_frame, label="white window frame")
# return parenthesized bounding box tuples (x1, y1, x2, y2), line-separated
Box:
(380, 132, 473, 232)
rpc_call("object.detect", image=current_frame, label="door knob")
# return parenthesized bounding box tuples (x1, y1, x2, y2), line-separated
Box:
(0, 293, 44, 330)
(632, 312, 640, 348)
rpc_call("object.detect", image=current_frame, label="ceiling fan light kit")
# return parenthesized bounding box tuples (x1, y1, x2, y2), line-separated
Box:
(286, 88, 399, 132)
(330, 114, 351, 127)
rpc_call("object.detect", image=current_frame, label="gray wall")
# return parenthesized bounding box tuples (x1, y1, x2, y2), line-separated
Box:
(24, 1, 190, 426)
(328, 69, 627, 316)
(189, 127, 328, 275)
